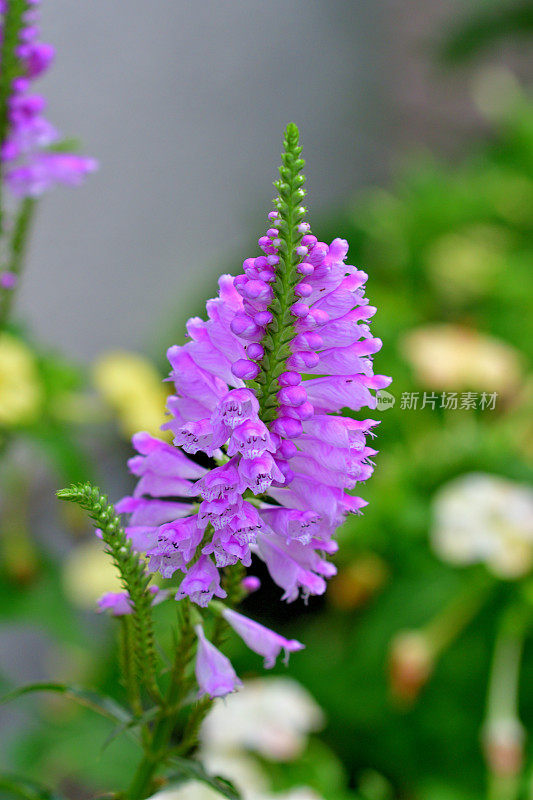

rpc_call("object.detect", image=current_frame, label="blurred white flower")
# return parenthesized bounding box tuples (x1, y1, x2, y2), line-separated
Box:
(200, 677, 324, 762)
(149, 783, 324, 800)
(149, 679, 326, 800)
(202, 751, 268, 796)
(431, 473, 533, 578)
(148, 784, 220, 800)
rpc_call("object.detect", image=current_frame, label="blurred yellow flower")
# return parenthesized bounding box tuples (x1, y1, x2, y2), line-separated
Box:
(401, 324, 523, 396)
(0, 332, 42, 426)
(62, 540, 123, 609)
(92, 350, 169, 439)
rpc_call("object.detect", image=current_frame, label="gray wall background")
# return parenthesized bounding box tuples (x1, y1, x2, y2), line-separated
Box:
(19, 1, 390, 362)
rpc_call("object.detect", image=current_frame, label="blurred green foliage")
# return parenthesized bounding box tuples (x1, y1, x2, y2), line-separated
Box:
(262, 86, 532, 798)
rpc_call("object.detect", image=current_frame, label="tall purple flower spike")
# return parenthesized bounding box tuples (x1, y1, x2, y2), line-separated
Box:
(0, 1, 96, 197)
(117, 124, 390, 681)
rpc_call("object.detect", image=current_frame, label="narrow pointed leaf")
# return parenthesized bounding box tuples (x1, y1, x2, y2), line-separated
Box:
(167, 757, 241, 800)
(0, 682, 132, 724)
(0, 774, 63, 800)
(101, 705, 160, 752)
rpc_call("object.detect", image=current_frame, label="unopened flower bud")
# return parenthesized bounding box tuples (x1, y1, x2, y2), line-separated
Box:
(246, 343, 264, 360)
(389, 630, 433, 705)
(290, 302, 309, 318)
(254, 310, 273, 327)
(242, 575, 261, 594)
(278, 371, 301, 387)
(278, 386, 307, 407)
(483, 718, 525, 777)
(231, 359, 260, 380)
(295, 283, 312, 297)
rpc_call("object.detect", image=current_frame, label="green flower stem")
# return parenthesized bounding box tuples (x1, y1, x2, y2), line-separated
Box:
(119, 617, 142, 717)
(248, 122, 306, 422)
(0, 466, 38, 584)
(176, 563, 246, 758)
(424, 568, 494, 656)
(127, 601, 197, 800)
(175, 696, 211, 757)
(484, 603, 531, 800)
(56, 483, 160, 701)
(129, 563, 248, 799)
(0, 198, 36, 329)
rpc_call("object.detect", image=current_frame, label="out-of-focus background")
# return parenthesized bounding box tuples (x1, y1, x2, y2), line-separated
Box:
(1, 1, 532, 799)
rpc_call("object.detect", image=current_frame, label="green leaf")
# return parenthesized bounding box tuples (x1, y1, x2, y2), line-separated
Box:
(166, 756, 241, 800)
(0, 774, 63, 800)
(101, 705, 160, 752)
(0, 682, 132, 725)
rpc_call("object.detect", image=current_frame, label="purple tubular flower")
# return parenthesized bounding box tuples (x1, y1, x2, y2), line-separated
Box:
(97, 591, 132, 616)
(0, 4, 96, 197)
(226, 418, 275, 459)
(97, 586, 166, 616)
(175, 555, 227, 607)
(192, 460, 241, 503)
(238, 452, 285, 494)
(146, 516, 205, 577)
(118, 125, 389, 621)
(195, 625, 242, 698)
(221, 608, 304, 668)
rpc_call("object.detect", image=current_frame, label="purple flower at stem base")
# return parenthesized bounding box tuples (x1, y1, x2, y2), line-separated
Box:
(195, 624, 242, 699)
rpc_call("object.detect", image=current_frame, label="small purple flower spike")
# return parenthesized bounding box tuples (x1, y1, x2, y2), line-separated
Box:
(0, 3, 96, 197)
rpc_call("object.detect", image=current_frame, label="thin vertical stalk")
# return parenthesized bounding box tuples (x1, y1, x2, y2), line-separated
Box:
(0, 0, 28, 239)
(0, 198, 36, 328)
(424, 569, 494, 655)
(484, 603, 530, 800)
(119, 617, 142, 717)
